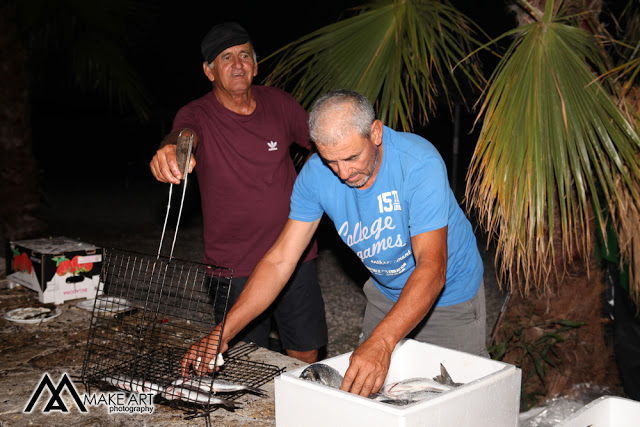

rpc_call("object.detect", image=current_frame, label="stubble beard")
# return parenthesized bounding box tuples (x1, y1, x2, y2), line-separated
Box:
(347, 145, 379, 189)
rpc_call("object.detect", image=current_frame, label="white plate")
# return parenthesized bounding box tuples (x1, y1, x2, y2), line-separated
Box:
(3, 307, 63, 324)
(77, 297, 131, 314)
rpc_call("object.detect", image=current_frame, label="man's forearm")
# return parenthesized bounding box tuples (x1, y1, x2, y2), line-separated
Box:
(369, 264, 445, 347)
(159, 130, 180, 148)
(160, 129, 198, 149)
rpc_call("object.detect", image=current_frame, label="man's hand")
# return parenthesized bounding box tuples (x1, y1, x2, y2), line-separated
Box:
(180, 330, 227, 377)
(340, 335, 393, 397)
(150, 128, 197, 185)
(150, 144, 196, 185)
(338, 228, 448, 396)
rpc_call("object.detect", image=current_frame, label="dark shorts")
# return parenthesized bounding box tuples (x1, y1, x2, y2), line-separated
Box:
(222, 260, 328, 352)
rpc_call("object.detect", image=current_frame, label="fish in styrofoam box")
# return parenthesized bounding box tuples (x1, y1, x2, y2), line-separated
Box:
(7, 237, 103, 305)
(555, 396, 640, 427)
(275, 338, 522, 427)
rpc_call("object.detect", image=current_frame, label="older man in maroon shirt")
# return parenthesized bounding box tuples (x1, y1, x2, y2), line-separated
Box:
(150, 22, 327, 364)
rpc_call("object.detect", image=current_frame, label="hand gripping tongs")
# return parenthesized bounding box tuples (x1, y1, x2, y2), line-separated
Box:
(157, 129, 193, 262)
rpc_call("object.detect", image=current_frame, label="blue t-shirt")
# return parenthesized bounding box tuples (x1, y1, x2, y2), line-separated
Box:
(289, 126, 483, 306)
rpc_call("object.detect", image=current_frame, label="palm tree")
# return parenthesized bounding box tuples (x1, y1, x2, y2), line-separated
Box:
(262, 0, 486, 131)
(0, 0, 150, 243)
(465, 0, 640, 406)
(261, 0, 640, 405)
(466, 0, 640, 308)
(599, 0, 640, 306)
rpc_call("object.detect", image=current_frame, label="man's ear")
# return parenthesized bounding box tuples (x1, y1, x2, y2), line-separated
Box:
(371, 120, 383, 146)
(202, 62, 215, 82)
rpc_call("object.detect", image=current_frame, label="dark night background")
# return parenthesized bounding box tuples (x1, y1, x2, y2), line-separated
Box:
(31, 0, 512, 191)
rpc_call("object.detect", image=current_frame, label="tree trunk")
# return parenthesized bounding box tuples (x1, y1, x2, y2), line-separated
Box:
(495, 269, 621, 408)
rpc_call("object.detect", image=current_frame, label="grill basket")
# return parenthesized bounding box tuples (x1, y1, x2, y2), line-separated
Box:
(81, 248, 283, 416)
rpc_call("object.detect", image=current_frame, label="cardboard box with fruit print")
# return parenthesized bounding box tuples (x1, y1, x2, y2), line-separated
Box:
(8, 237, 103, 305)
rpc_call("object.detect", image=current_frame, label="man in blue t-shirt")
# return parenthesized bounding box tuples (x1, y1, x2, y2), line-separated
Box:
(182, 89, 487, 398)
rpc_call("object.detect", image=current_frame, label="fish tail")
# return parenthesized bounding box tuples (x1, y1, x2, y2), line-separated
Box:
(436, 363, 462, 387)
(214, 397, 242, 409)
(245, 386, 267, 397)
(433, 363, 453, 385)
(440, 363, 452, 381)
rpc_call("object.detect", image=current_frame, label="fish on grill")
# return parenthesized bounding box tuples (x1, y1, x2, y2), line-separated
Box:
(172, 376, 266, 397)
(101, 374, 165, 394)
(161, 385, 242, 409)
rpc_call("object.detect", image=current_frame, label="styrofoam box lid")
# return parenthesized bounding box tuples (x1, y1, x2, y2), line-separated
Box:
(556, 396, 640, 427)
(276, 338, 522, 426)
(12, 237, 99, 254)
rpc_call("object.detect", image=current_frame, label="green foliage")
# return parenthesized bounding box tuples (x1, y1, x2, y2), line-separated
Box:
(489, 317, 586, 411)
(465, 0, 640, 296)
(604, 0, 640, 105)
(262, 0, 485, 131)
(262, 0, 640, 304)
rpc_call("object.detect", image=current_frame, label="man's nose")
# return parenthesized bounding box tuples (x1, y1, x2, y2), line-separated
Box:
(336, 163, 351, 180)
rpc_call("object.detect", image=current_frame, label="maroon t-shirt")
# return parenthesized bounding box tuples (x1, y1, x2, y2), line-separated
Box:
(172, 85, 317, 276)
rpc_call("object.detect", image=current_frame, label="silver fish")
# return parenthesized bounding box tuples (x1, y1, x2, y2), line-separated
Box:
(372, 363, 463, 406)
(171, 376, 266, 397)
(378, 377, 452, 401)
(101, 374, 165, 394)
(299, 363, 344, 389)
(162, 386, 241, 409)
(369, 394, 420, 406)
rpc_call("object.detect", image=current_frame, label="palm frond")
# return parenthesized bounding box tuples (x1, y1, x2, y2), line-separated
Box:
(600, 1, 640, 126)
(261, 0, 486, 130)
(465, 0, 640, 296)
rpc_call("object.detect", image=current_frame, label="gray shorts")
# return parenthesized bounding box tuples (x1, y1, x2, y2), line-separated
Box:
(360, 279, 489, 357)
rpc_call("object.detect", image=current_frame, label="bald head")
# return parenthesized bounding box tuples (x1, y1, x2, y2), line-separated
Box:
(309, 89, 376, 146)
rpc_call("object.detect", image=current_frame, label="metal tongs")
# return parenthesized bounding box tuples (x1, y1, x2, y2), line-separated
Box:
(157, 129, 193, 261)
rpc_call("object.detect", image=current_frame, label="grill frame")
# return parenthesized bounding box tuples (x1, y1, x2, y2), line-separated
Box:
(81, 248, 283, 416)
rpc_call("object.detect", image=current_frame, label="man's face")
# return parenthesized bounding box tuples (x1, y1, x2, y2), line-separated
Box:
(205, 42, 257, 94)
(316, 121, 383, 189)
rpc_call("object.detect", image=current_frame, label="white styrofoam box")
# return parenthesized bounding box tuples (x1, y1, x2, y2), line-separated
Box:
(556, 396, 640, 427)
(275, 338, 521, 427)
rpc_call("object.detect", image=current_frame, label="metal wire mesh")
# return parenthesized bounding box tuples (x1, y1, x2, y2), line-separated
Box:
(81, 248, 283, 415)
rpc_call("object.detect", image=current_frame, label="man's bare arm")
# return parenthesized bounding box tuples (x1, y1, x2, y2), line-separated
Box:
(181, 217, 321, 376)
(340, 226, 448, 397)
